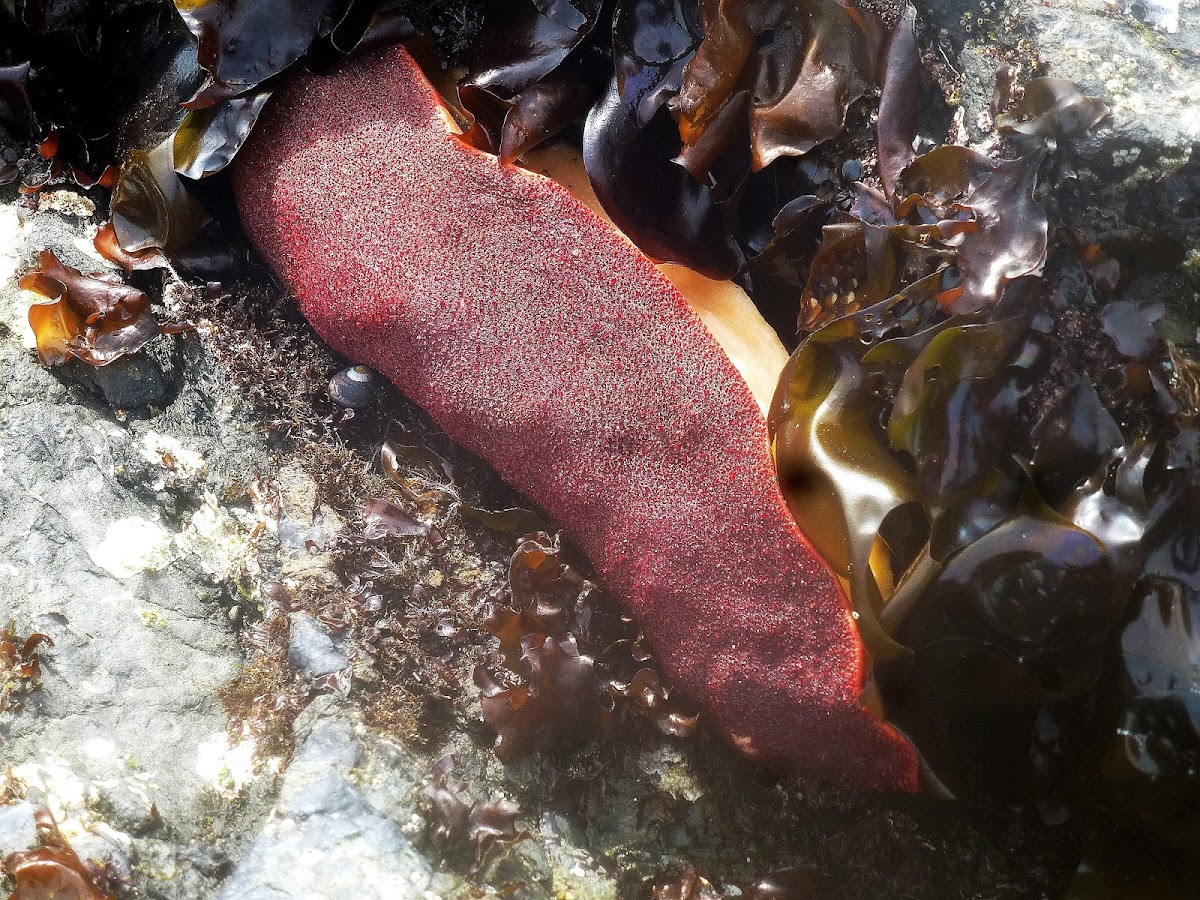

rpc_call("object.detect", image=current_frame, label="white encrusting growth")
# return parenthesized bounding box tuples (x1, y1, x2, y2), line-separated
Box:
(88, 516, 174, 578)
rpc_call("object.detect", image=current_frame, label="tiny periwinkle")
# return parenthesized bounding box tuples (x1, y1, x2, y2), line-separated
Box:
(329, 365, 379, 409)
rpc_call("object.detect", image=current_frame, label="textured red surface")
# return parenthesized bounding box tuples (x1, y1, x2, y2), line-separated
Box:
(234, 46, 918, 791)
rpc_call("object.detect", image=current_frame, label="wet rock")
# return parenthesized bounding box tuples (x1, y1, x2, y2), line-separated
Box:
(0, 382, 242, 824)
(918, 0, 1199, 159)
(92, 780, 163, 836)
(1025, 0, 1199, 159)
(916, 0, 1200, 339)
(0, 802, 38, 855)
(218, 714, 444, 900)
(287, 613, 349, 677)
(276, 464, 343, 572)
(0, 195, 276, 898)
(60, 336, 180, 410)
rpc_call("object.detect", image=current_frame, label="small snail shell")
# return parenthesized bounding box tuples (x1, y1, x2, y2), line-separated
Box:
(329, 365, 379, 409)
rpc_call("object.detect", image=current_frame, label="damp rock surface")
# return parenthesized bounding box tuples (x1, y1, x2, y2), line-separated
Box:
(919, 0, 1200, 338)
(217, 712, 444, 900)
(0, 193, 277, 895)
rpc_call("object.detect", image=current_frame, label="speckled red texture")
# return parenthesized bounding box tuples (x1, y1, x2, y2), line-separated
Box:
(234, 46, 918, 791)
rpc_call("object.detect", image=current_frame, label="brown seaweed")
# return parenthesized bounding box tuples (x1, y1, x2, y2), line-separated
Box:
(494, 54, 605, 164)
(675, 0, 886, 171)
(1, 623, 52, 717)
(875, 5, 919, 199)
(174, 0, 341, 104)
(474, 533, 607, 759)
(473, 531, 695, 758)
(772, 190, 1199, 828)
(1, 808, 117, 900)
(457, 0, 604, 159)
(944, 151, 1048, 314)
(93, 222, 169, 272)
(651, 869, 722, 900)
(362, 498, 430, 539)
(20, 249, 162, 368)
(467, 0, 602, 99)
(995, 77, 1109, 144)
(0, 62, 34, 139)
(582, 0, 744, 278)
(174, 89, 272, 179)
(111, 136, 238, 277)
(743, 866, 842, 899)
(422, 754, 529, 869)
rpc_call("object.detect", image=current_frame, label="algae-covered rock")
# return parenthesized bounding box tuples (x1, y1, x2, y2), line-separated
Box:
(918, 0, 1200, 341)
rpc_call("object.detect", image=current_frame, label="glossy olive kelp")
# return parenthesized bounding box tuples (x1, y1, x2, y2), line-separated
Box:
(769, 69, 1199, 892)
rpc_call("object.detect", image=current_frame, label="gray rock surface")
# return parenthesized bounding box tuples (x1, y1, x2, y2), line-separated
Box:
(0, 196, 275, 893)
(1027, 0, 1199, 157)
(218, 711, 445, 900)
(919, 0, 1200, 337)
(287, 613, 349, 677)
(0, 803, 37, 856)
(924, 0, 1200, 155)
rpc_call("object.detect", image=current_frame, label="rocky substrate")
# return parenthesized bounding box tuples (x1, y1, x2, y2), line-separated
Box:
(919, 0, 1200, 341)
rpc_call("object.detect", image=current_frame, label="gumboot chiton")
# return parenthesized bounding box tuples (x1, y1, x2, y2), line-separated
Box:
(234, 46, 919, 791)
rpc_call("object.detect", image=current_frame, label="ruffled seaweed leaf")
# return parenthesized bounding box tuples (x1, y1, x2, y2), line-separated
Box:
(93, 222, 169, 272)
(174, 0, 342, 105)
(675, 0, 887, 172)
(476, 633, 604, 761)
(876, 4, 918, 199)
(496, 51, 607, 164)
(1031, 376, 1125, 503)
(473, 531, 692, 756)
(943, 150, 1048, 314)
(20, 249, 162, 368)
(771, 275, 946, 661)
(897, 488, 1121, 687)
(111, 136, 238, 277)
(474, 532, 608, 758)
(467, 0, 603, 99)
(579, 0, 743, 276)
(458, 0, 604, 157)
(747, 195, 832, 345)
(769, 77, 1186, 803)
(422, 755, 530, 869)
(584, 62, 744, 277)
(995, 77, 1109, 143)
(887, 315, 1038, 504)
(3, 809, 117, 900)
(1076, 496, 1200, 854)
